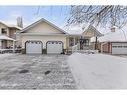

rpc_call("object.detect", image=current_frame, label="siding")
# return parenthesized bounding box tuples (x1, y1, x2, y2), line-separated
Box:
(25, 21, 64, 34)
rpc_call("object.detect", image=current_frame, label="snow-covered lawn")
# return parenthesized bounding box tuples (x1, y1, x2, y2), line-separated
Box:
(68, 53, 127, 89)
(0, 53, 14, 59)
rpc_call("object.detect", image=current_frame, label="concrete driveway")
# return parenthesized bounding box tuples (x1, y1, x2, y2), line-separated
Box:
(0, 54, 76, 89)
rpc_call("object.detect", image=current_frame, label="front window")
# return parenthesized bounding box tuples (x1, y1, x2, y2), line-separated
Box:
(1, 28, 7, 35)
(84, 39, 89, 46)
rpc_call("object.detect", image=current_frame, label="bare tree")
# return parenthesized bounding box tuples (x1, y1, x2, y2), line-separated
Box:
(67, 5, 127, 28)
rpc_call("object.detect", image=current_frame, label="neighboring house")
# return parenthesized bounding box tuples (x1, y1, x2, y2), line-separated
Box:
(91, 29, 127, 54)
(0, 22, 21, 49)
(20, 18, 102, 54)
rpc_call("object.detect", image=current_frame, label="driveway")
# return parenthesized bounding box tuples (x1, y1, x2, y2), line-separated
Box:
(0, 54, 76, 89)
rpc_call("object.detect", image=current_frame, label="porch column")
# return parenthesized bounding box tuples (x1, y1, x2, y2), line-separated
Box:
(0, 40, 1, 49)
(95, 36, 98, 50)
(73, 37, 76, 45)
(13, 41, 15, 53)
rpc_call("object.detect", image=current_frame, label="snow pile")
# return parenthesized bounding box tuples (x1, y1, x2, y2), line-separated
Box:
(68, 53, 127, 89)
(0, 54, 14, 59)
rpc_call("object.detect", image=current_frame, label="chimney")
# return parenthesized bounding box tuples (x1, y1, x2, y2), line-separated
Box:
(111, 27, 115, 32)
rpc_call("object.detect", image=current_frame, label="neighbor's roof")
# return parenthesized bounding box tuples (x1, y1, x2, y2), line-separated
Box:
(0, 21, 22, 30)
(21, 18, 69, 34)
(91, 28, 127, 42)
(0, 35, 16, 41)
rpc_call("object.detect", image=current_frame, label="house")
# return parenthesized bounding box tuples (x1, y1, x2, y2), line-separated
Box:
(91, 28, 127, 54)
(66, 24, 103, 50)
(20, 18, 102, 54)
(0, 21, 21, 50)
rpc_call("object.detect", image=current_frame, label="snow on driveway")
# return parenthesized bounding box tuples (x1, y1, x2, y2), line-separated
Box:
(68, 53, 127, 89)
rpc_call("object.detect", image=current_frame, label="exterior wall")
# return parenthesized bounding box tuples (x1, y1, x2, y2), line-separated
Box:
(25, 22, 64, 34)
(7, 40, 13, 47)
(0, 23, 9, 35)
(82, 30, 95, 38)
(102, 42, 112, 53)
(9, 28, 16, 39)
(21, 35, 67, 49)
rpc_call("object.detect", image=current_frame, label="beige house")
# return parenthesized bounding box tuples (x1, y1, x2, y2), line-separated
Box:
(0, 22, 21, 50)
(21, 18, 102, 54)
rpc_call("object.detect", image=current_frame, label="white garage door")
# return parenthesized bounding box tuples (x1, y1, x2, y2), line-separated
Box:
(26, 41, 42, 54)
(47, 41, 63, 54)
(112, 42, 127, 54)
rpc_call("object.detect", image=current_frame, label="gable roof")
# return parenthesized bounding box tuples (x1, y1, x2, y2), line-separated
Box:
(64, 23, 103, 37)
(21, 18, 69, 34)
(98, 30, 127, 42)
(83, 25, 104, 37)
(0, 21, 22, 30)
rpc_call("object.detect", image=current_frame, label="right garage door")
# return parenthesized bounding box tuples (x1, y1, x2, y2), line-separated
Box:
(47, 41, 63, 54)
(112, 42, 127, 54)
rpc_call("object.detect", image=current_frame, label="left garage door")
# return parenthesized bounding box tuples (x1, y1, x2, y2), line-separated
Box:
(25, 41, 42, 54)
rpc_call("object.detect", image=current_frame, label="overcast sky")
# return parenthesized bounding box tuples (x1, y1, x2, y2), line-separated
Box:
(0, 6, 71, 28)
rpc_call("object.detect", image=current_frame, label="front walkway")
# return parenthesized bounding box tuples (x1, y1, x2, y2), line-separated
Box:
(0, 54, 76, 89)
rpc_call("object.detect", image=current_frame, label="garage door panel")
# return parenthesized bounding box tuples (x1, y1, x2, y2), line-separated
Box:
(26, 41, 42, 54)
(47, 41, 63, 54)
(112, 43, 127, 54)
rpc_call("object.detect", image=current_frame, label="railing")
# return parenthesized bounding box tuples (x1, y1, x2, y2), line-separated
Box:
(72, 43, 80, 53)
(71, 43, 98, 54)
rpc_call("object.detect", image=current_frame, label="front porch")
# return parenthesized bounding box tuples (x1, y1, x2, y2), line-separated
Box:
(66, 25, 104, 54)
(0, 35, 17, 53)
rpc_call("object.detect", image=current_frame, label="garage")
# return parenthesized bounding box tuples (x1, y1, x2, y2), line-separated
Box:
(47, 41, 63, 54)
(112, 42, 127, 54)
(25, 41, 42, 54)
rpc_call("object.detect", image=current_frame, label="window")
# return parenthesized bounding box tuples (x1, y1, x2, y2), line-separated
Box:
(1, 28, 7, 34)
(69, 38, 74, 46)
(84, 39, 89, 46)
(112, 46, 117, 48)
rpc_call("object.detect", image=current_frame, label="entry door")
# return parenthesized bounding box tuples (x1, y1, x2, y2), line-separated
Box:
(26, 41, 42, 54)
(47, 41, 63, 54)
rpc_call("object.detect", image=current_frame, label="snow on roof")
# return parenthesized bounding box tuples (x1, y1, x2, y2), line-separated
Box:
(0, 21, 22, 30)
(64, 23, 90, 35)
(0, 35, 15, 41)
(64, 23, 103, 37)
(91, 28, 127, 42)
